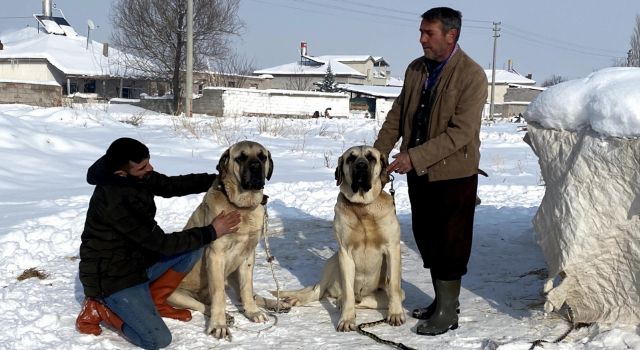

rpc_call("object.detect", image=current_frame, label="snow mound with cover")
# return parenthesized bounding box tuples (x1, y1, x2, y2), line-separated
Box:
(524, 67, 640, 324)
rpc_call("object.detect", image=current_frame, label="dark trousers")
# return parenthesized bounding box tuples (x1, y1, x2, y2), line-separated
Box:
(407, 172, 478, 281)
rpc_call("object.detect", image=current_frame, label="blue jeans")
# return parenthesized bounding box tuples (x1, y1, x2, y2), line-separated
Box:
(102, 248, 202, 350)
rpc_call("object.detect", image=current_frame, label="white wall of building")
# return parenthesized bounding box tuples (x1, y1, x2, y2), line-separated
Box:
(0, 61, 58, 82)
(375, 98, 395, 122)
(205, 87, 350, 118)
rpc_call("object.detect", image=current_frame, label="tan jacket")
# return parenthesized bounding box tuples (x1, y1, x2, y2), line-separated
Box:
(374, 48, 487, 181)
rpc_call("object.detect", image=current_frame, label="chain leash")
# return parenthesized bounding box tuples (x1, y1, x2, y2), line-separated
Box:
(356, 319, 417, 350)
(261, 205, 283, 314)
(528, 307, 590, 350)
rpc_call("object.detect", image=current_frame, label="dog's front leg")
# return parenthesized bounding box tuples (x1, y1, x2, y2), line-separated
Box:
(205, 251, 230, 339)
(237, 253, 267, 322)
(337, 246, 357, 332)
(386, 243, 406, 326)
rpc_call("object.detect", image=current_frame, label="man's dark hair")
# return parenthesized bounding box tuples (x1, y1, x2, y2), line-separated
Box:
(422, 7, 462, 42)
(105, 137, 150, 171)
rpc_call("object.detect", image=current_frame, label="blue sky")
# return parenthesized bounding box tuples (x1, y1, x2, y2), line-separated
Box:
(1, 0, 638, 83)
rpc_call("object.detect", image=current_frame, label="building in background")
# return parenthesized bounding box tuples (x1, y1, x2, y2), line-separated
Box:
(254, 41, 392, 91)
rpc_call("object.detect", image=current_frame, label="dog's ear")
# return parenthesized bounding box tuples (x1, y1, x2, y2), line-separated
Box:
(216, 148, 230, 178)
(266, 150, 274, 181)
(334, 156, 344, 186)
(379, 153, 390, 187)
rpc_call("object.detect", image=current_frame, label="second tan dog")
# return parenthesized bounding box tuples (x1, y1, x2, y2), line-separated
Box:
(167, 141, 285, 339)
(276, 145, 406, 331)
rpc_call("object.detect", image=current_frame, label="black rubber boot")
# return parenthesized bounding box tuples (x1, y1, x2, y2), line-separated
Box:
(412, 275, 459, 320)
(416, 279, 461, 336)
(412, 299, 460, 320)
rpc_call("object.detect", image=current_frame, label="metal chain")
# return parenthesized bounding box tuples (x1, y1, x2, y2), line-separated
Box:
(389, 174, 396, 199)
(357, 319, 417, 350)
(528, 307, 589, 350)
(261, 206, 283, 313)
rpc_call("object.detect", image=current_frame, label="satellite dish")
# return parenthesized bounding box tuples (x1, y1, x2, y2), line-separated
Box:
(87, 19, 95, 30)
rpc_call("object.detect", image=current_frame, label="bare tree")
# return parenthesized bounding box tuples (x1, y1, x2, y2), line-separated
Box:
(628, 14, 640, 67)
(111, 0, 242, 114)
(209, 51, 256, 88)
(284, 65, 315, 91)
(541, 74, 568, 87)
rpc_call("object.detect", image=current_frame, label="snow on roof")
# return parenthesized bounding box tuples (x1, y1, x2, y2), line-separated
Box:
(386, 76, 404, 87)
(254, 58, 365, 77)
(316, 55, 390, 67)
(508, 83, 546, 91)
(524, 67, 640, 137)
(485, 69, 536, 85)
(0, 27, 141, 78)
(337, 83, 401, 98)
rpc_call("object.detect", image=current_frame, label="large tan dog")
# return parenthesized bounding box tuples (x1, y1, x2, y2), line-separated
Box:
(277, 145, 406, 331)
(167, 141, 281, 339)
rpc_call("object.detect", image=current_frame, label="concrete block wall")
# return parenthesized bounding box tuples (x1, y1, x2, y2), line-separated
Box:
(0, 81, 62, 107)
(504, 88, 542, 102)
(375, 98, 395, 122)
(202, 87, 350, 118)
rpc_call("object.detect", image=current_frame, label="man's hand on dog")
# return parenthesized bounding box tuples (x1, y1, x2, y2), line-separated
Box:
(388, 152, 413, 174)
(212, 210, 241, 238)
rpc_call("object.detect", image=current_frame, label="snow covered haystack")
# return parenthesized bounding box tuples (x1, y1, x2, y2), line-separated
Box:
(523, 67, 640, 324)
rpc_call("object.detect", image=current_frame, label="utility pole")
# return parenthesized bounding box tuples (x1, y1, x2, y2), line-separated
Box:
(489, 21, 501, 120)
(185, 0, 194, 117)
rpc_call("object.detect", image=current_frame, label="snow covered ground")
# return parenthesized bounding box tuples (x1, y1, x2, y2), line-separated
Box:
(1, 103, 638, 350)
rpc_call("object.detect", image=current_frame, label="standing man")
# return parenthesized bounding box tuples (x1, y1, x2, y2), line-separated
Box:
(374, 7, 487, 336)
(75, 137, 241, 349)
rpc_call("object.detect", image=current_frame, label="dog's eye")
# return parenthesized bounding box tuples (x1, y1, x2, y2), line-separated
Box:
(235, 153, 248, 163)
(346, 155, 357, 163)
(366, 153, 376, 163)
(257, 152, 267, 161)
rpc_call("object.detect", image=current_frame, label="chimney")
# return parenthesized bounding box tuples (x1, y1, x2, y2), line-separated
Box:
(0, 40, 3, 50)
(103, 43, 109, 57)
(42, 0, 52, 16)
(526, 73, 533, 79)
(300, 41, 308, 57)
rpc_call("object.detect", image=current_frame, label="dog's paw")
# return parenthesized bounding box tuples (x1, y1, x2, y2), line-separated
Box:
(336, 318, 356, 332)
(244, 310, 268, 323)
(284, 296, 299, 307)
(207, 324, 232, 340)
(386, 312, 406, 326)
(260, 295, 296, 311)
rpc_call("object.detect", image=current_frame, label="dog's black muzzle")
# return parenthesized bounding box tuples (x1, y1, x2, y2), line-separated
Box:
(351, 160, 371, 193)
(241, 160, 265, 190)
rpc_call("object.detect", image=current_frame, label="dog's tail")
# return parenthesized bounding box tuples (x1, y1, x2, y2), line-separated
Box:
(270, 284, 322, 306)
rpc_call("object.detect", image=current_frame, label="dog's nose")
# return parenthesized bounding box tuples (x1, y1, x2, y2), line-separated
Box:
(355, 161, 368, 169)
(249, 161, 261, 171)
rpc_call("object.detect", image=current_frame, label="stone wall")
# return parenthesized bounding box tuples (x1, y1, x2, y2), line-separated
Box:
(0, 81, 62, 107)
(198, 87, 350, 118)
(375, 98, 395, 122)
(504, 87, 542, 102)
(111, 87, 351, 118)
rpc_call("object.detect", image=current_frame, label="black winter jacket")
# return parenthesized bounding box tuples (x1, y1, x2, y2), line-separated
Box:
(78, 155, 217, 298)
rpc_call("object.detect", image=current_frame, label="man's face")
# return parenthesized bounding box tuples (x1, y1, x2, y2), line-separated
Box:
(126, 158, 153, 179)
(419, 19, 457, 62)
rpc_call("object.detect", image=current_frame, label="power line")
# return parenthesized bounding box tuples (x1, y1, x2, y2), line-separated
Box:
(292, 0, 420, 24)
(248, 0, 492, 31)
(502, 23, 623, 56)
(502, 28, 625, 59)
(325, 0, 493, 23)
(247, 0, 414, 27)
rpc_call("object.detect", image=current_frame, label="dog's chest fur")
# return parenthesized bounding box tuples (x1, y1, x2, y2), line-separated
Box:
(335, 190, 397, 249)
(205, 189, 263, 258)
